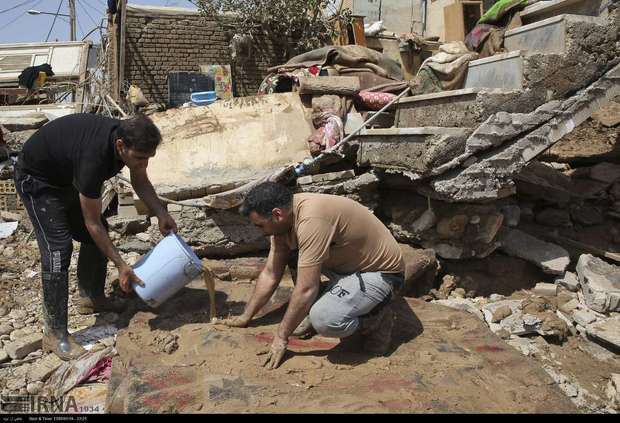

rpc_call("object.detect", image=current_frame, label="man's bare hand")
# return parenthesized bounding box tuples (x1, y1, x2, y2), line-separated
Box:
(158, 211, 178, 236)
(119, 264, 144, 293)
(262, 335, 288, 370)
(214, 315, 250, 328)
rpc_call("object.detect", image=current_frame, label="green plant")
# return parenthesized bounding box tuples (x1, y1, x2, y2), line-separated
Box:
(195, 0, 351, 55)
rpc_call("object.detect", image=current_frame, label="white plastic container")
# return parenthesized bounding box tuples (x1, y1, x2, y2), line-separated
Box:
(132, 233, 203, 308)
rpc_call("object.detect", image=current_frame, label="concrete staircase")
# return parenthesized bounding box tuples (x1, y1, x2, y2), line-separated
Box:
(395, 0, 612, 126)
(355, 127, 472, 178)
(519, 0, 602, 24)
(351, 0, 619, 199)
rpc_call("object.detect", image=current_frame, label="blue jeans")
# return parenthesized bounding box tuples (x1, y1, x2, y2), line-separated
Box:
(308, 270, 403, 338)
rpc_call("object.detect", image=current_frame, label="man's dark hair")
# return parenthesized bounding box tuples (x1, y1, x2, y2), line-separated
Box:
(239, 182, 293, 217)
(117, 114, 161, 153)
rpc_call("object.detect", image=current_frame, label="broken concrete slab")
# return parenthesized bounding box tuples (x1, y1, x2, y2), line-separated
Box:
(572, 308, 598, 327)
(428, 61, 620, 203)
(5, 333, 42, 360)
(396, 88, 524, 129)
(482, 300, 523, 327)
(576, 254, 620, 313)
(107, 214, 150, 236)
(127, 93, 313, 202)
(355, 127, 471, 178)
(587, 317, 620, 350)
(0, 113, 48, 131)
(27, 354, 63, 383)
(555, 272, 580, 292)
(498, 228, 570, 275)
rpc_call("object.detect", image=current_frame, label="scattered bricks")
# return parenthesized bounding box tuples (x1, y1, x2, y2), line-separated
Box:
(555, 272, 580, 292)
(571, 309, 597, 327)
(26, 354, 63, 383)
(534, 283, 558, 297)
(491, 305, 513, 323)
(5, 333, 42, 360)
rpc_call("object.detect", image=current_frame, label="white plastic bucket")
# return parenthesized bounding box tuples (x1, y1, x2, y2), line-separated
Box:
(132, 233, 203, 308)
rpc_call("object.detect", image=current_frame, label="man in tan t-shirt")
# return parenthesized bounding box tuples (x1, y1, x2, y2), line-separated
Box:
(218, 182, 404, 369)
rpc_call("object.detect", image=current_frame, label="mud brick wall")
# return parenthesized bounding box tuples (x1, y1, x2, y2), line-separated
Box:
(123, 9, 288, 104)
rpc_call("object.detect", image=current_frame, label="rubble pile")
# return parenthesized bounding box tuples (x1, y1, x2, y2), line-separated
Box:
(0, 0, 619, 414)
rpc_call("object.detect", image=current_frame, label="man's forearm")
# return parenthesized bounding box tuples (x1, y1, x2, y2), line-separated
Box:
(277, 285, 318, 339)
(241, 270, 281, 321)
(86, 222, 126, 268)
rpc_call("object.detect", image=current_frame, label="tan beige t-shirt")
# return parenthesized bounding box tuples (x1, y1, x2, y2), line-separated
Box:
(275, 193, 403, 274)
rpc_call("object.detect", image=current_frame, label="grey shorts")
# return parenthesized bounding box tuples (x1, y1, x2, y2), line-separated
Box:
(308, 270, 403, 339)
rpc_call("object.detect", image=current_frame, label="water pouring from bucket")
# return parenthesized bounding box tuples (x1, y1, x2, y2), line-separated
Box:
(132, 233, 212, 312)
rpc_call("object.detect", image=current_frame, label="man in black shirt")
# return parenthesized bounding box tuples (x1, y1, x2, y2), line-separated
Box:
(15, 113, 177, 360)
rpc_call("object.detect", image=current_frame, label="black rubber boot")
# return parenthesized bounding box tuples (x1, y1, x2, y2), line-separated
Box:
(41, 271, 86, 361)
(76, 243, 126, 315)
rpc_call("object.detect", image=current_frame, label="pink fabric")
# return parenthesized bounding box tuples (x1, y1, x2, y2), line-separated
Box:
(307, 113, 343, 156)
(356, 91, 396, 111)
(79, 356, 113, 384)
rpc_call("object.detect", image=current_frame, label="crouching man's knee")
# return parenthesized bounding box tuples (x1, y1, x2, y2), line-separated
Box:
(309, 303, 359, 339)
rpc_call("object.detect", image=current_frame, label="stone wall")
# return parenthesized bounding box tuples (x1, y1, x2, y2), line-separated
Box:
(122, 7, 288, 104)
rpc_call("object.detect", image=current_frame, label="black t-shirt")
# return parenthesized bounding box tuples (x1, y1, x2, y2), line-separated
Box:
(19, 113, 125, 199)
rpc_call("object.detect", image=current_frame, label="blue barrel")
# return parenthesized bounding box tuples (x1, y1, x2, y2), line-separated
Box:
(132, 233, 203, 308)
